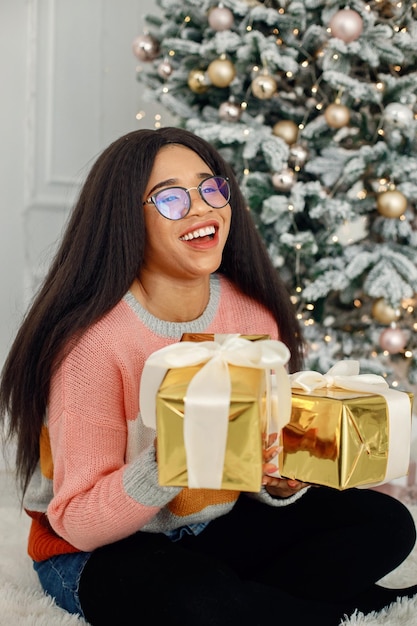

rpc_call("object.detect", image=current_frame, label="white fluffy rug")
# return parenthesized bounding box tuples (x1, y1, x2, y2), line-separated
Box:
(1, 479, 417, 626)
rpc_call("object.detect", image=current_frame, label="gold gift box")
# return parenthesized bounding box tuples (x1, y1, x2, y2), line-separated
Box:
(278, 388, 413, 490)
(156, 363, 266, 491)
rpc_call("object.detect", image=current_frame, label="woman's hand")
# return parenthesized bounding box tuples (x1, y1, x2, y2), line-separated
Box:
(262, 437, 309, 498)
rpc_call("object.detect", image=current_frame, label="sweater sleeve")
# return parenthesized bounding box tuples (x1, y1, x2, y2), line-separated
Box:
(46, 322, 180, 552)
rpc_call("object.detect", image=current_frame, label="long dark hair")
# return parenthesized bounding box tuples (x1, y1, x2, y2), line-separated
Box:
(0, 126, 304, 494)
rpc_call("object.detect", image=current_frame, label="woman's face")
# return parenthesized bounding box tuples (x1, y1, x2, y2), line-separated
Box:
(141, 144, 231, 281)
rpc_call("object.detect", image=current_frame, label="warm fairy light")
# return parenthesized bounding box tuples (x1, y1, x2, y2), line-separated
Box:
(286, 71, 293, 78)
(243, 129, 250, 136)
(306, 303, 314, 311)
(243, 168, 249, 175)
(136, 110, 146, 120)
(333, 54, 339, 60)
(168, 50, 175, 57)
(301, 60, 309, 68)
(332, 235, 339, 243)
(324, 334, 332, 343)
(276, 38, 283, 45)
(375, 82, 384, 91)
(353, 299, 362, 308)
(184, 15, 191, 23)
(405, 350, 413, 358)
(290, 295, 298, 304)
(299, 123, 305, 130)
(155, 114, 162, 121)
(293, 29, 299, 35)
(311, 85, 318, 94)
(295, 286, 302, 293)
(288, 204, 294, 211)
(391, 380, 399, 388)
(295, 243, 302, 250)
(357, 189, 367, 199)
(246, 25, 252, 32)
(278, 7, 285, 14)
(241, 101, 248, 110)
(378, 128, 385, 136)
(162, 87, 169, 93)
(393, 65, 402, 72)
(316, 102, 323, 110)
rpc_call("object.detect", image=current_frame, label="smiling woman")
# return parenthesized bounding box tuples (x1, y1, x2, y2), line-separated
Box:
(0, 127, 416, 626)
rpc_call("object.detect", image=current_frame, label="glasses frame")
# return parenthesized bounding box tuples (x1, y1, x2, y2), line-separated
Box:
(143, 175, 230, 221)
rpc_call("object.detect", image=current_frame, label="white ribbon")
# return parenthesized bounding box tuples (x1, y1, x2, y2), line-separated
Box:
(289, 360, 411, 485)
(140, 334, 291, 488)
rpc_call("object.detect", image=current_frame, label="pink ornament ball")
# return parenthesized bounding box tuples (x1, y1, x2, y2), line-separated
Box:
(132, 34, 160, 62)
(329, 9, 363, 43)
(208, 6, 234, 32)
(379, 327, 407, 354)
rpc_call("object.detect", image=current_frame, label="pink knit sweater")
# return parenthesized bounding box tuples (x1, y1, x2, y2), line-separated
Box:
(24, 274, 304, 561)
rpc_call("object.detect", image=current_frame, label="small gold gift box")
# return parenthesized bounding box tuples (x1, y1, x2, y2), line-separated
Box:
(156, 362, 266, 491)
(140, 333, 291, 492)
(278, 387, 413, 490)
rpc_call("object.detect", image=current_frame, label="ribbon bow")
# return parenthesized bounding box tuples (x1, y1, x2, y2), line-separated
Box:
(290, 360, 389, 393)
(140, 334, 291, 489)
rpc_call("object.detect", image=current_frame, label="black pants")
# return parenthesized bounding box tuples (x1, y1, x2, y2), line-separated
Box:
(79, 487, 416, 625)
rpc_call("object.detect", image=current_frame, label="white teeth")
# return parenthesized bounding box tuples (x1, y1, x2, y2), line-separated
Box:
(180, 225, 216, 241)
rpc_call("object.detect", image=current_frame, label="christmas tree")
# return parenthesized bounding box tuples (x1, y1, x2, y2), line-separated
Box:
(133, 0, 417, 390)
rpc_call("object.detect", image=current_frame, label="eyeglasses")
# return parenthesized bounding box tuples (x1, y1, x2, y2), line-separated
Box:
(143, 176, 231, 221)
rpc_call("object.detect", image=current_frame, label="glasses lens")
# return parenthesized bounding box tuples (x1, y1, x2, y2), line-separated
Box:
(200, 176, 230, 208)
(154, 188, 190, 220)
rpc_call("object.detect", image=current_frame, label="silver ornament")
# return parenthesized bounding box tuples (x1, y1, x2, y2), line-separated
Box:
(383, 103, 413, 128)
(289, 144, 309, 168)
(219, 100, 242, 122)
(272, 168, 296, 191)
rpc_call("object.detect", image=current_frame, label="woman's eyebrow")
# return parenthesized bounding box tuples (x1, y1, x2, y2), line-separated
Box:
(147, 172, 214, 197)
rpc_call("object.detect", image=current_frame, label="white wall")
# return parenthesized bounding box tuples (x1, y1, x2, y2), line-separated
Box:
(0, 0, 173, 365)
(0, 0, 172, 468)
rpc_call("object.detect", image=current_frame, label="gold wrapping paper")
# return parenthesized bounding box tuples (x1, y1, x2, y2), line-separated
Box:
(156, 363, 266, 491)
(278, 388, 413, 490)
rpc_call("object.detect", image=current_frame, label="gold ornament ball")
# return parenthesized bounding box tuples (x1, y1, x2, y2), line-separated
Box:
(207, 57, 236, 88)
(187, 69, 210, 94)
(324, 103, 350, 128)
(272, 120, 298, 145)
(251, 74, 277, 100)
(377, 189, 407, 218)
(371, 298, 400, 325)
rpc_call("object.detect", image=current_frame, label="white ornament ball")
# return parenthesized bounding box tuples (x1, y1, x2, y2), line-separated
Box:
(272, 168, 296, 192)
(208, 6, 234, 31)
(219, 100, 242, 122)
(379, 327, 407, 354)
(324, 103, 350, 128)
(383, 103, 414, 128)
(329, 9, 364, 43)
(272, 120, 299, 145)
(377, 189, 407, 218)
(372, 298, 400, 325)
(207, 57, 236, 88)
(132, 34, 160, 61)
(251, 74, 277, 100)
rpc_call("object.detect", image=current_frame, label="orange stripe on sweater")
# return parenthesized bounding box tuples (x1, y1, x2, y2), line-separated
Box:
(26, 511, 81, 562)
(168, 488, 240, 517)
